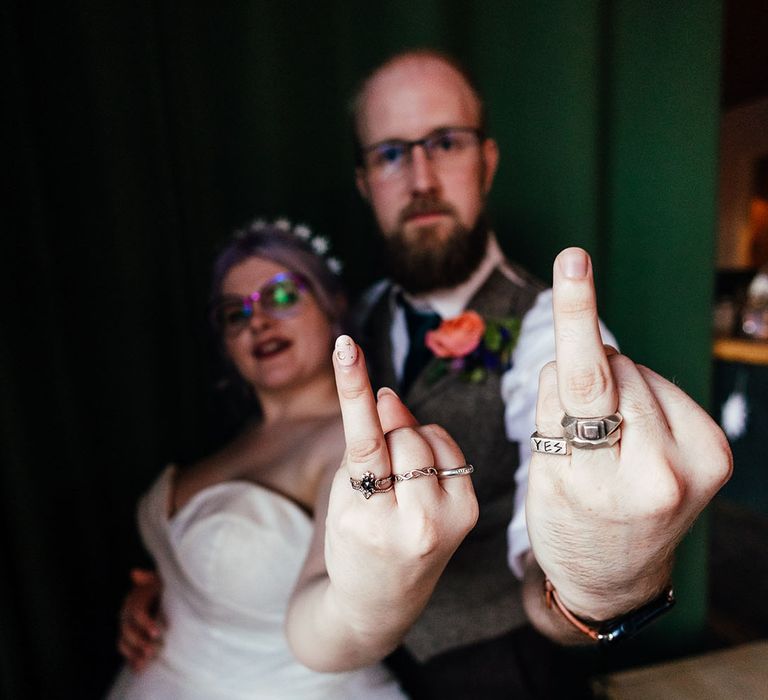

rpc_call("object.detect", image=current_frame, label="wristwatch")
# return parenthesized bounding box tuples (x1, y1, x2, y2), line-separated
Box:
(544, 579, 676, 645)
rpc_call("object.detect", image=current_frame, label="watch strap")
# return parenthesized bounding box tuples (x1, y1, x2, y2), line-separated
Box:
(544, 579, 675, 645)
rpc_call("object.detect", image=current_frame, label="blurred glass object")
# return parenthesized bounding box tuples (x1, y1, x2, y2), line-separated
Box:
(741, 268, 768, 339)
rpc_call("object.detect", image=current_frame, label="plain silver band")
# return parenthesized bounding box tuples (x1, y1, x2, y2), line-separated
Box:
(392, 467, 438, 482)
(530, 433, 571, 456)
(436, 464, 475, 478)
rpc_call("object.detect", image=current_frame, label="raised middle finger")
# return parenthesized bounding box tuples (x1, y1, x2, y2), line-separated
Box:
(552, 248, 618, 418)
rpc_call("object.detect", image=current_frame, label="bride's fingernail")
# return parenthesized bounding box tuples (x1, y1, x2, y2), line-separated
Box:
(335, 335, 357, 366)
(377, 387, 397, 400)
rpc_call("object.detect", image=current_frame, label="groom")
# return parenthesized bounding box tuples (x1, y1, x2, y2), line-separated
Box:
(350, 48, 729, 698)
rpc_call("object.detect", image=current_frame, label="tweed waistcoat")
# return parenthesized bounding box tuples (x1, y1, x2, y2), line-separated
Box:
(360, 264, 545, 661)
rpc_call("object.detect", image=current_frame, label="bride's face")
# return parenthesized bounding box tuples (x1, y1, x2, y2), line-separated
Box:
(216, 256, 335, 394)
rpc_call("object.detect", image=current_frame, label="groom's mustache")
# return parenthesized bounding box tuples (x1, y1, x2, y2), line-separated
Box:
(398, 197, 457, 226)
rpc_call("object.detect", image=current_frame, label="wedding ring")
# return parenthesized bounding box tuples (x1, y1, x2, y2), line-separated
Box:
(392, 467, 438, 482)
(530, 432, 571, 456)
(436, 464, 475, 478)
(350, 471, 394, 499)
(561, 412, 623, 450)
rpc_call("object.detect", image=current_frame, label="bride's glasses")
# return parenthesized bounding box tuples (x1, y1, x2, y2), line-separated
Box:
(212, 272, 308, 335)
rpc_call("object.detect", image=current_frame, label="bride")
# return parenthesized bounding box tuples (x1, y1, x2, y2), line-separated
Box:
(108, 219, 478, 699)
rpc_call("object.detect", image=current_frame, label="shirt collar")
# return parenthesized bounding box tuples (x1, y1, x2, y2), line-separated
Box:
(398, 233, 504, 320)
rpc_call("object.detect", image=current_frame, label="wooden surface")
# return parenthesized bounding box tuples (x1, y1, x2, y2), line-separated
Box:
(713, 337, 768, 365)
(592, 640, 768, 699)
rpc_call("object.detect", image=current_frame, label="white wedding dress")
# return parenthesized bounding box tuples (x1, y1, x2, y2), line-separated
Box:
(107, 467, 405, 699)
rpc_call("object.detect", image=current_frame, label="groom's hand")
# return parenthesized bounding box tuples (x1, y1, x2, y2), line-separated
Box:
(525, 248, 731, 629)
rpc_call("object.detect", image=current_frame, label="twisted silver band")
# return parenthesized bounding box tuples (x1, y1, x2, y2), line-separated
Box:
(436, 464, 475, 478)
(392, 467, 438, 482)
(350, 471, 394, 499)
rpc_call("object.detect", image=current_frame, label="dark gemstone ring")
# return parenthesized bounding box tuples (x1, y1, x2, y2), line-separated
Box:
(350, 471, 394, 499)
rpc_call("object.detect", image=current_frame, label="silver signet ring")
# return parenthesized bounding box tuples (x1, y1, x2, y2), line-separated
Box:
(561, 413, 623, 449)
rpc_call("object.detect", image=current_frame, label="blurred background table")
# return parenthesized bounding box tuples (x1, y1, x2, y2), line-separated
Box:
(713, 337, 768, 365)
(592, 640, 768, 699)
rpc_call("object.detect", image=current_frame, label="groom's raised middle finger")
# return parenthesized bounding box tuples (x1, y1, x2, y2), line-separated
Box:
(552, 248, 618, 418)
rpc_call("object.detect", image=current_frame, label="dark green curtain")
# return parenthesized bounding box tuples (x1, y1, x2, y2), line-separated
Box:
(2, 2, 721, 698)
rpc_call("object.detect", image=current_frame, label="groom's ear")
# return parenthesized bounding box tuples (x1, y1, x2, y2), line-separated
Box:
(355, 167, 371, 201)
(480, 137, 499, 195)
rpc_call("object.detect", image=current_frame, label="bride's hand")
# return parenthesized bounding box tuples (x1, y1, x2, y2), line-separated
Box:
(324, 334, 478, 649)
(117, 568, 164, 671)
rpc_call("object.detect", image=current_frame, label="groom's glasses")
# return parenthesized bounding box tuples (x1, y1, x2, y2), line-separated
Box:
(361, 127, 484, 182)
(211, 272, 308, 335)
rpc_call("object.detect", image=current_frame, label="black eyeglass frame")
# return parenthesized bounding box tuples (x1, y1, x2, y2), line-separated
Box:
(357, 126, 486, 169)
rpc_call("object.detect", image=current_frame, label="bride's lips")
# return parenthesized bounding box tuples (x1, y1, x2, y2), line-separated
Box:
(253, 337, 292, 359)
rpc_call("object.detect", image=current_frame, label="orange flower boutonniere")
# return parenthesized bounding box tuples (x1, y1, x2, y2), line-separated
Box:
(425, 311, 486, 358)
(423, 311, 521, 384)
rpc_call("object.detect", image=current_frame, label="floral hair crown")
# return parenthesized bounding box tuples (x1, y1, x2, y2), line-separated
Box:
(235, 217, 343, 275)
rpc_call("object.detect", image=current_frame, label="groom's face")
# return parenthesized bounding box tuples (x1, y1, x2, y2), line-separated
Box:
(355, 55, 499, 292)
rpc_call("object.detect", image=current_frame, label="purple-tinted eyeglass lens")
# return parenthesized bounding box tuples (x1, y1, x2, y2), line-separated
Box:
(215, 272, 307, 332)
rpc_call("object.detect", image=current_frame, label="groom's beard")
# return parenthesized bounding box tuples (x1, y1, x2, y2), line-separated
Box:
(383, 203, 490, 295)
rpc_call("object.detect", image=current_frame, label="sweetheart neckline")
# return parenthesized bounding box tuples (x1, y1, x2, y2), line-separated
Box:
(163, 468, 313, 527)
